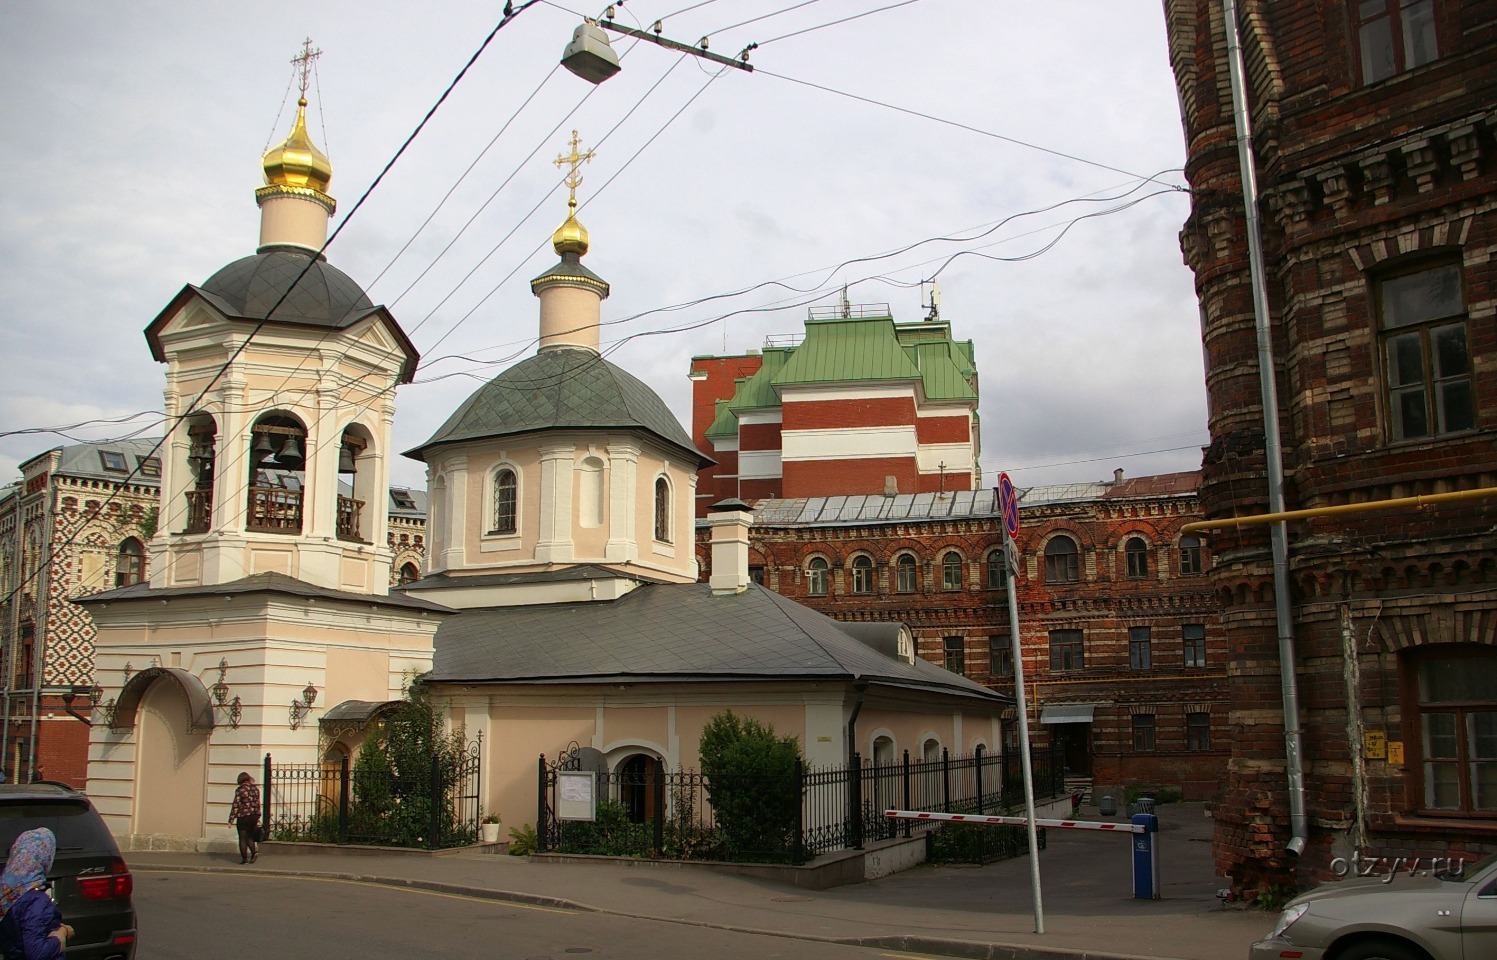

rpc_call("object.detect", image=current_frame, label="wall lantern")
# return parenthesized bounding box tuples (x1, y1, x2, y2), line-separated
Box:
(211, 658, 241, 729)
(289, 682, 318, 729)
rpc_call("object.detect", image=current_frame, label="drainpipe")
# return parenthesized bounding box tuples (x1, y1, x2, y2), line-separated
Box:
(847, 679, 868, 762)
(1223, 0, 1308, 858)
(1340, 602, 1367, 855)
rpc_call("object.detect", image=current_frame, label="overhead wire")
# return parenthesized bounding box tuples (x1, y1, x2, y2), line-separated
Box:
(753, 0, 926, 46)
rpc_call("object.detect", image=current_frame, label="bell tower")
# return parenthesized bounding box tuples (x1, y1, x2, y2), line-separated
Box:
(141, 43, 419, 594)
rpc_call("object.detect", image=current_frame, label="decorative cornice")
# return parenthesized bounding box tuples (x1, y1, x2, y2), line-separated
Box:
(255, 183, 336, 216)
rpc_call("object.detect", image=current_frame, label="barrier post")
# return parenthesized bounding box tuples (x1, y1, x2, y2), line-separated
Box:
(1130, 813, 1159, 899)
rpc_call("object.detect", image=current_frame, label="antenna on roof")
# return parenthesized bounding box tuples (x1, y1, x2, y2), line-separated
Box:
(839, 284, 851, 318)
(921, 279, 941, 322)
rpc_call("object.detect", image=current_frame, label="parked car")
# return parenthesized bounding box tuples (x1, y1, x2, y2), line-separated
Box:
(1249, 852, 1497, 960)
(0, 782, 136, 959)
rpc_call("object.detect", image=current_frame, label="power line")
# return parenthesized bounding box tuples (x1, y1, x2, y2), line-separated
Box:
(755, 65, 1187, 192)
(754, 0, 926, 46)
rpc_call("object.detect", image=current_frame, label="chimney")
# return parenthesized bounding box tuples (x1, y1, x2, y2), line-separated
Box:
(883, 475, 899, 497)
(707, 498, 754, 595)
(1113, 468, 1124, 484)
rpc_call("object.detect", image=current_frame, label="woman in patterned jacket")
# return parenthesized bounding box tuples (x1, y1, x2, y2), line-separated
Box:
(228, 771, 262, 864)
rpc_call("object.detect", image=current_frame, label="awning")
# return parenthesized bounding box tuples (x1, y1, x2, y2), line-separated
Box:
(1040, 703, 1097, 724)
(111, 666, 216, 734)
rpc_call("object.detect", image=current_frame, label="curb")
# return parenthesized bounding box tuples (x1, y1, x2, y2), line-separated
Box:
(131, 863, 1195, 960)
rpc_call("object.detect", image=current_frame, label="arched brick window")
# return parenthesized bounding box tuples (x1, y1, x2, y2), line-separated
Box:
(1044, 536, 1079, 583)
(895, 554, 918, 593)
(1125, 537, 1149, 578)
(115, 538, 145, 587)
(850, 555, 874, 594)
(806, 557, 829, 596)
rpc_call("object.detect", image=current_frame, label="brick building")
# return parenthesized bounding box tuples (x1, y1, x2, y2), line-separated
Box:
(694, 471, 1225, 799)
(689, 302, 980, 516)
(1166, 0, 1497, 893)
(0, 439, 427, 786)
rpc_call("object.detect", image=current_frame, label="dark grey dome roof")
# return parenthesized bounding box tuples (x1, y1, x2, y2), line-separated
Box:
(407, 349, 710, 466)
(199, 246, 375, 327)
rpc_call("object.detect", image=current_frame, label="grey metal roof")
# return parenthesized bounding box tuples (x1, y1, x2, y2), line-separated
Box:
(726, 481, 1144, 530)
(74, 571, 453, 614)
(199, 247, 375, 328)
(429, 581, 1005, 703)
(18, 439, 162, 485)
(748, 490, 995, 526)
(398, 564, 668, 592)
(407, 349, 710, 466)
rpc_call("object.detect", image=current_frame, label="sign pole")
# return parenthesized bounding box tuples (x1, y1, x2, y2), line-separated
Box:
(998, 472, 1044, 934)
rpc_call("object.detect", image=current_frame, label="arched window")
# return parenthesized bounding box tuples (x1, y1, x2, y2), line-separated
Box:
(895, 554, 918, 593)
(654, 477, 671, 542)
(985, 548, 1007, 589)
(941, 551, 963, 591)
(490, 468, 517, 535)
(1044, 536, 1080, 583)
(851, 555, 874, 594)
(247, 412, 308, 534)
(922, 738, 941, 762)
(1179, 536, 1203, 576)
(807, 557, 829, 596)
(1125, 537, 1149, 578)
(398, 562, 420, 585)
(115, 538, 145, 587)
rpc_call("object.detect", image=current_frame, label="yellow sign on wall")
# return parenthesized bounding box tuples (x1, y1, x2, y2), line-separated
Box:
(1387, 741, 1404, 765)
(1364, 729, 1387, 760)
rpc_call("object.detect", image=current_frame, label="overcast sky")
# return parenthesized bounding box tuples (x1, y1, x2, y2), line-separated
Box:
(0, 0, 1206, 495)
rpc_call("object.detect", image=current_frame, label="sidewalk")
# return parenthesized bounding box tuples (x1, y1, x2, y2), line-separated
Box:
(128, 802, 1270, 960)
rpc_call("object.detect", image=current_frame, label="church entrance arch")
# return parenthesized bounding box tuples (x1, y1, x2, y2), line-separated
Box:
(134, 677, 209, 839)
(617, 753, 662, 824)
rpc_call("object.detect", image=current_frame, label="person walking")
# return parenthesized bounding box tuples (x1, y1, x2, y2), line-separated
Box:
(229, 771, 262, 864)
(0, 828, 73, 959)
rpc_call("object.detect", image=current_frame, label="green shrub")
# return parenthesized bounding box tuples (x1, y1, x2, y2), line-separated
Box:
(508, 823, 538, 856)
(699, 710, 801, 863)
(559, 800, 652, 857)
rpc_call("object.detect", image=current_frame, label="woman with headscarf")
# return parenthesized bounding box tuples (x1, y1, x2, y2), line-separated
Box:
(0, 828, 72, 959)
(228, 771, 262, 864)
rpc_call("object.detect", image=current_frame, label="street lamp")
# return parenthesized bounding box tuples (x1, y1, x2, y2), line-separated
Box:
(561, 12, 755, 84)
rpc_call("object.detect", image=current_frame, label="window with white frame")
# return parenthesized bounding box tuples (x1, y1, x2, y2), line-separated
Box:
(653, 476, 671, 542)
(806, 557, 829, 596)
(490, 467, 517, 535)
(895, 554, 918, 593)
(941, 551, 963, 591)
(851, 555, 874, 594)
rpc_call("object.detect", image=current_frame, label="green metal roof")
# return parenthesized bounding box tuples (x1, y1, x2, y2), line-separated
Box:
(727, 347, 791, 411)
(771, 317, 921, 387)
(704, 398, 737, 440)
(908, 339, 978, 402)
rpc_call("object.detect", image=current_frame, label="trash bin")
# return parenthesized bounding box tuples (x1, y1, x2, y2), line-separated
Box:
(1129, 797, 1155, 816)
(1098, 795, 1117, 817)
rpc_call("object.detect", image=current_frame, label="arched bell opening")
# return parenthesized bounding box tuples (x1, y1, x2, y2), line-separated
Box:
(248, 412, 309, 534)
(335, 423, 376, 543)
(183, 414, 219, 534)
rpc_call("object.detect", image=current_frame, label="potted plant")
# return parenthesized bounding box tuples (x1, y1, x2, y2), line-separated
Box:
(480, 812, 502, 844)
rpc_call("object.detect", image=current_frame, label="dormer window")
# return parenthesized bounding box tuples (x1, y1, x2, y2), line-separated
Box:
(136, 456, 161, 478)
(99, 450, 128, 473)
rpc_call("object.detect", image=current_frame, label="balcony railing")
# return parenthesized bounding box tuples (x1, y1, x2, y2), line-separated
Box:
(336, 496, 365, 542)
(247, 486, 303, 534)
(184, 489, 213, 534)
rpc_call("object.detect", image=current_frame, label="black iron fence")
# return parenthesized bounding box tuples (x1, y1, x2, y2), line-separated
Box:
(262, 734, 482, 849)
(538, 741, 1065, 863)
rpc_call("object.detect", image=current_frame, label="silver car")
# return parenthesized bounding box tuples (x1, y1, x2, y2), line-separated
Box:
(1250, 852, 1497, 960)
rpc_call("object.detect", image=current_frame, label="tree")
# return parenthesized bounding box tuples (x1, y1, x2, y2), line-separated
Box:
(349, 681, 470, 847)
(698, 710, 801, 861)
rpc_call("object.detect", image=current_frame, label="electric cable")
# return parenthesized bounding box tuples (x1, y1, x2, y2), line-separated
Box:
(753, 0, 926, 46)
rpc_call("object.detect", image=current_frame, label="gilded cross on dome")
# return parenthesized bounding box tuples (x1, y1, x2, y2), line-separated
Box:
(292, 38, 323, 99)
(554, 130, 596, 212)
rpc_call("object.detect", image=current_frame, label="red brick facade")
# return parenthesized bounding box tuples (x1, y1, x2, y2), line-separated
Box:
(695, 474, 1225, 799)
(1166, 0, 1497, 894)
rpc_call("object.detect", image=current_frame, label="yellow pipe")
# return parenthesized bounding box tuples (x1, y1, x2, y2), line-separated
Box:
(1181, 485, 1497, 533)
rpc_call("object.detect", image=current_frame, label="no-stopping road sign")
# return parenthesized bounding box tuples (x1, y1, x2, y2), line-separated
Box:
(998, 471, 1020, 538)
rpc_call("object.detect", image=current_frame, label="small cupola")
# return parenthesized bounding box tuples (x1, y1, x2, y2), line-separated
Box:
(255, 42, 335, 252)
(531, 131, 609, 353)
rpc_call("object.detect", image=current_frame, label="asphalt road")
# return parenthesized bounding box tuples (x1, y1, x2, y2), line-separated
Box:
(133, 869, 896, 960)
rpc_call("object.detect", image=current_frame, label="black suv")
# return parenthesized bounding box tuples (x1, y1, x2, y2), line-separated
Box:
(0, 783, 136, 959)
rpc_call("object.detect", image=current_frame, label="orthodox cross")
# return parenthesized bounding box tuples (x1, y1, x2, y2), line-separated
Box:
(292, 38, 323, 99)
(554, 130, 596, 212)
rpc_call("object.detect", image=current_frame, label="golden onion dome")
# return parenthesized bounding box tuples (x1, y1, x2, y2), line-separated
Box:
(551, 203, 590, 256)
(262, 98, 332, 194)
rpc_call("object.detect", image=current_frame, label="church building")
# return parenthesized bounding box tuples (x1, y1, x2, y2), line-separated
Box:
(74, 67, 1008, 848)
